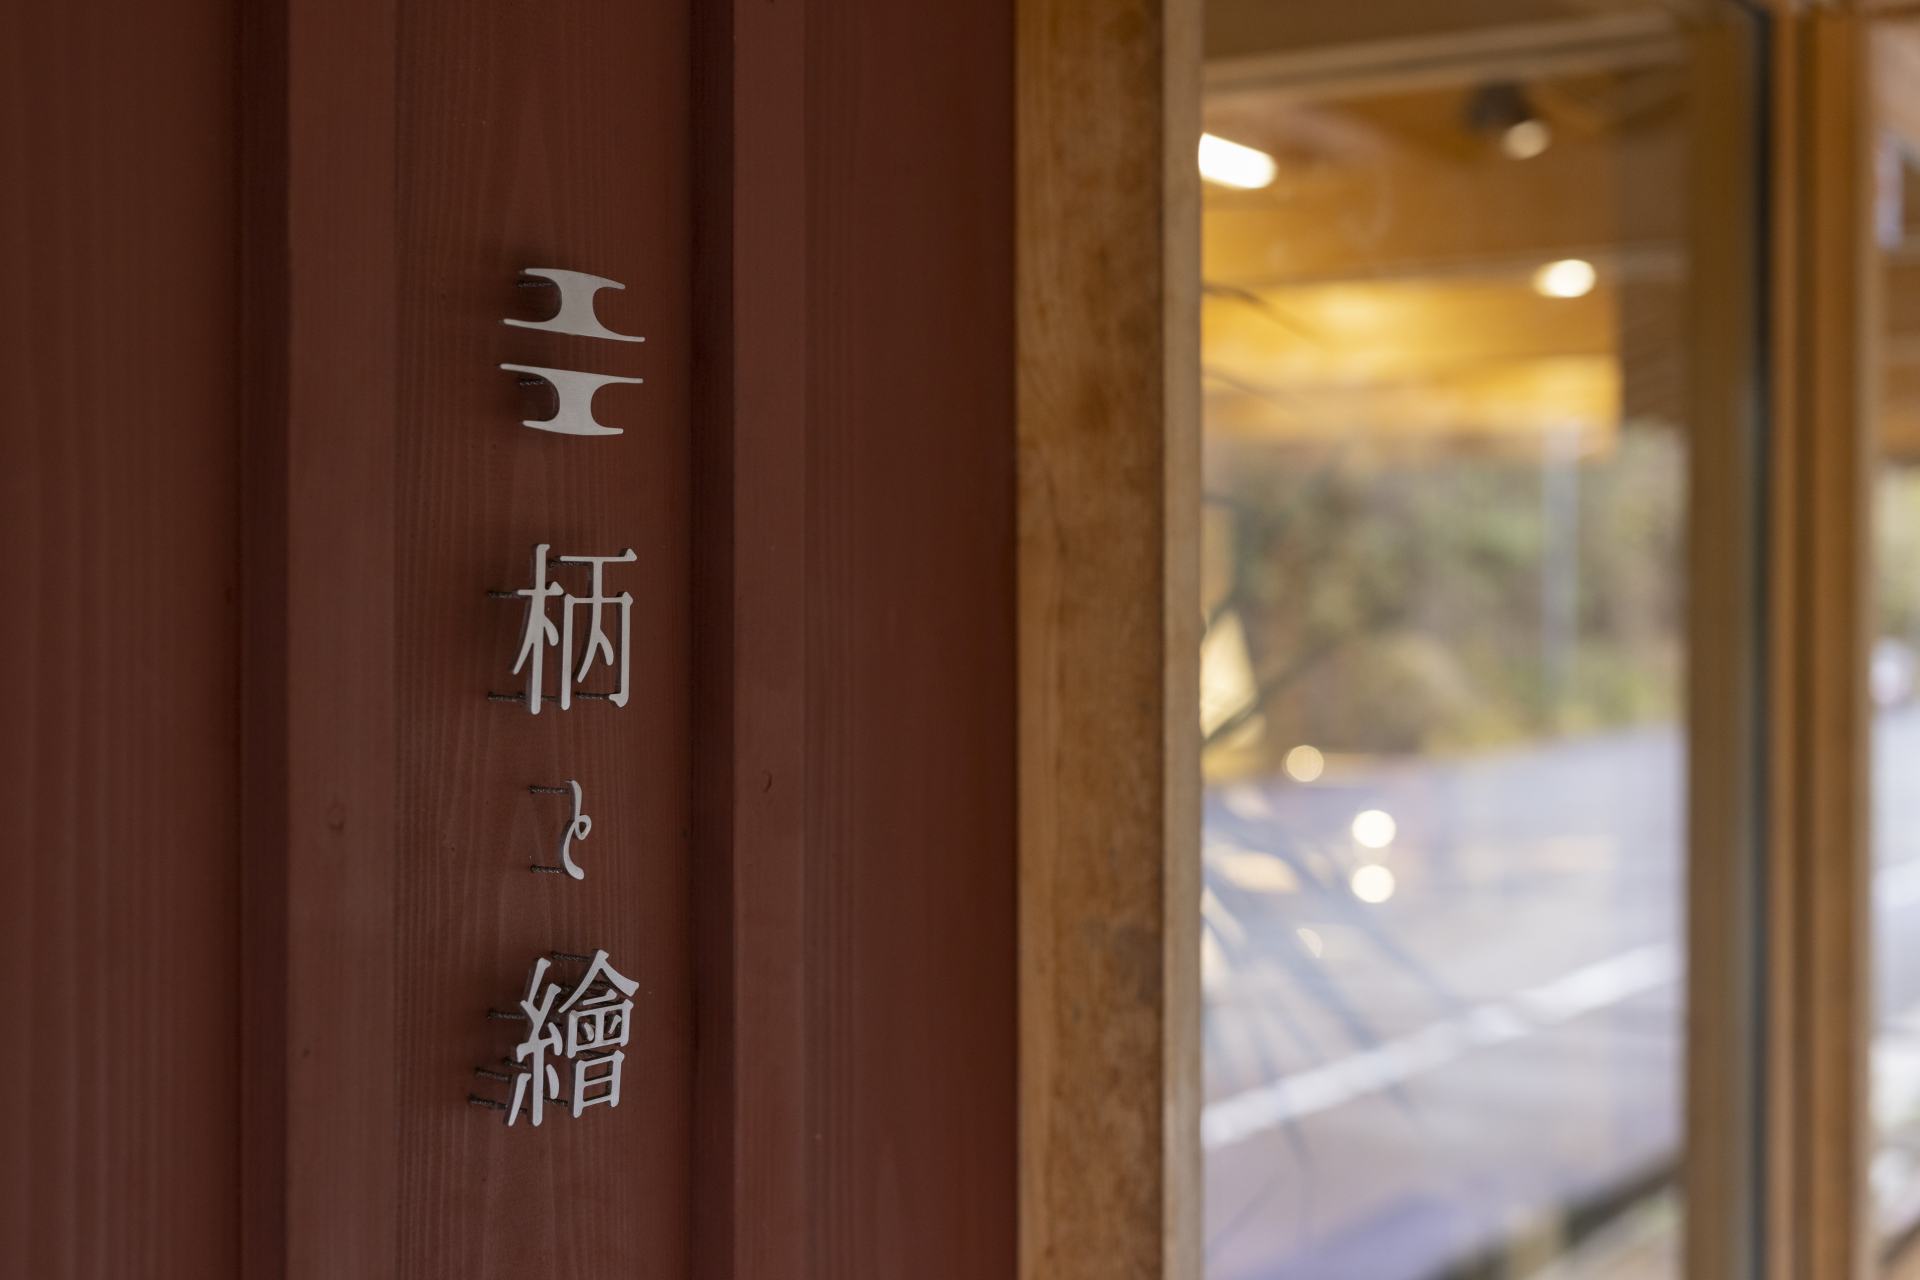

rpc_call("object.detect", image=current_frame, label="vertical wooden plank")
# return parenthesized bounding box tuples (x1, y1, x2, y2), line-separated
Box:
(690, 0, 810, 1274)
(1016, 1, 1201, 1278)
(386, 2, 694, 1278)
(699, 2, 1024, 1273)
(804, 1, 1019, 1276)
(0, 4, 242, 1277)
(1764, 7, 1876, 1279)
(239, 0, 401, 1274)
(1789, 11, 1876, 1279)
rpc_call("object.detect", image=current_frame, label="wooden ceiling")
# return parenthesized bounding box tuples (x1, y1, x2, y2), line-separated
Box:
(1200, 2, 1920, 462)
(1201, 12, 1689, 459)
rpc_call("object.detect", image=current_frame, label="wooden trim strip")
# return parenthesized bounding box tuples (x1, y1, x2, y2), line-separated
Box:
(1204, 13, 1682, 102)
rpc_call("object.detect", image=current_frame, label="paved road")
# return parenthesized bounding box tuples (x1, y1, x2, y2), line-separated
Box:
(1202, 709, 1920, 1280)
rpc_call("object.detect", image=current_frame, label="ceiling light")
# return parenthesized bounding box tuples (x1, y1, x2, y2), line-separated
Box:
(1466, 81, 1550, 161)
(1199, 133, 1277, 190)
(1501, 118, 1552, 160)
(1532, 258, 1597, 299)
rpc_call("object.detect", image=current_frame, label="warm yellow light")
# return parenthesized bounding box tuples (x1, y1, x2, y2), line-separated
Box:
(1199, 133, 1277, 190)
(1532, 258, 1597, 299)
(1351, 808, 1397, 850)
(1350, 863, 1397, 904)
(1501, 119, 1552, 160)
(1283, 744, 1325, 783)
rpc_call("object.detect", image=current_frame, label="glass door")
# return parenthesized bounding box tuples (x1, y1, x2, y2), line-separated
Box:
(1196, 4, 1760, 1275)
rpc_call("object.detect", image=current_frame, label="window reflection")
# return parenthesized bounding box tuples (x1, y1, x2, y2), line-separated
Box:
(1873, 17, 1920, 1267)
(1199, 7, 1694, 1276)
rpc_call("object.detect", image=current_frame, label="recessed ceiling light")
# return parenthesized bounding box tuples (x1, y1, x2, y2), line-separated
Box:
(1198, 133, 1277, 191)
(1502, 118, 1552, 160)
(1532, 258, 1597, 299)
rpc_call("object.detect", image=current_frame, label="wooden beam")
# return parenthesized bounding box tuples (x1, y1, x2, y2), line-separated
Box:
(1204, 1, 1678, 86)
(1200, 110, 1686, 291)
(1206, 7, 1681, 102)
(1018, 0, 1201, 1276)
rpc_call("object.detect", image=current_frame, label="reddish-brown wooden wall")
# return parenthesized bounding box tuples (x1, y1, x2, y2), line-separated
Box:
(389, 1, 695, 1274)
(692, 1, 1017, 1277)
(237, 0, 401, 1274)
(2, 2, 242, 1276)
(4, 1, 1019, 1277)
(800, 0, 1018, 1272)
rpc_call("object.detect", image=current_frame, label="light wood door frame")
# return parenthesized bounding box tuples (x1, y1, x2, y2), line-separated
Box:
(1016, 2, 1202, 1279)
(1156, 5, 1886, 1280)
(1663, 4, 1883, 1278)
(1757, 6, 1877, 1279)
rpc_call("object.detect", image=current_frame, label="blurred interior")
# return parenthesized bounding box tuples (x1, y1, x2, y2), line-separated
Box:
(1199, 3, 1701, 1277)
(1198, 4, 1920, 1278)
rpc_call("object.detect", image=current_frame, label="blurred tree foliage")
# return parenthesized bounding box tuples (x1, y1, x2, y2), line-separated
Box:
(1203, 424, 1684, 768)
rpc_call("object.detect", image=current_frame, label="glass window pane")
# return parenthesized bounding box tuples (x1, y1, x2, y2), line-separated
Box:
(1196, 6, 1720, 1276)
(1873, 15, 1920, 1269)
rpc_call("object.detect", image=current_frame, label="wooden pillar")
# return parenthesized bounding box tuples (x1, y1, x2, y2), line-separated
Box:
(1017, 1, 1201, 1278)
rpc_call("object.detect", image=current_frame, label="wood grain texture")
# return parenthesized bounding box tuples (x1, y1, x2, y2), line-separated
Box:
(1, 4, 243, 1276)
(695, 4, 1022, 1276)
(690, 0, 810, 1276)
(239, 1, 404, 1276)
(1758, 10, 1876, 1280)
(1016, 1, 1201, 1278)
(11, 4, 1028, 1277)
(803, 0, 1020, 1276)
(389, 1, 693, 1277)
